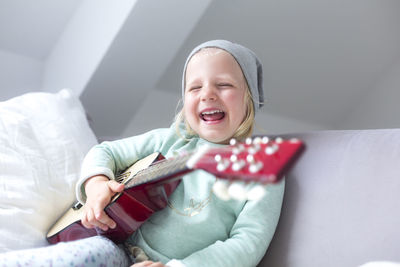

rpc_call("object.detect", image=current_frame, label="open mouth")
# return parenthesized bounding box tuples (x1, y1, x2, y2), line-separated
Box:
(200, 110, 225, 122)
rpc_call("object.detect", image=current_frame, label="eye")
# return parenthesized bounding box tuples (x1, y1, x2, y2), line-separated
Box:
(218, 83, 233, 88)
(188, 85, 202, 92)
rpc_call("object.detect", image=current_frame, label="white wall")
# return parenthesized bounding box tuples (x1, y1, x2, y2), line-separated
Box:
(80, 0, 213, 140)
(340, 59, 400, 130)
(0, 50, 43, 101)
(119, 89, 181, 139)
(42, 0, 137, 96)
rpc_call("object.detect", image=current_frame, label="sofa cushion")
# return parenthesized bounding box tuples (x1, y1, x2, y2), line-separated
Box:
(259, 129, 400, 267)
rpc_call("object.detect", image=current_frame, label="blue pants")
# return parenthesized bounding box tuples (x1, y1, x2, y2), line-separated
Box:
(0, 236, 130, 267)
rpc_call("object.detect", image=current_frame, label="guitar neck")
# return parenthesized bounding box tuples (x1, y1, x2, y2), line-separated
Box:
(124, 153, 194, 189)
(117, 136, 304, 190)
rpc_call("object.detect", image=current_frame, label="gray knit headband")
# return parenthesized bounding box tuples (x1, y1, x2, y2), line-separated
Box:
(182, 39, 264, 110)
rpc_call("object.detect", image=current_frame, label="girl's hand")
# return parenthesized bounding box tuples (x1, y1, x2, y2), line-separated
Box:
(81, 175, 124, 231)
(131, 261, 167, 267)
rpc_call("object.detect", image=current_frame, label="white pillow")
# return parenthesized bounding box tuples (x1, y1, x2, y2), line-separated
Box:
(0, 89, 98, 252)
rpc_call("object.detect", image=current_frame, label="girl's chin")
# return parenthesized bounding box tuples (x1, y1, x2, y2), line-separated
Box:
(199, 132, 231, 144)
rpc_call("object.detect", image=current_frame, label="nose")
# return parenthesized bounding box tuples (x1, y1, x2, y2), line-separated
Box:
(201, 84, 217, 101)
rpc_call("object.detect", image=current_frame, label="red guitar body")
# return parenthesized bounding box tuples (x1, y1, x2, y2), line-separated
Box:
(47, 153, 189, 244)
(47, 183, 179, 244)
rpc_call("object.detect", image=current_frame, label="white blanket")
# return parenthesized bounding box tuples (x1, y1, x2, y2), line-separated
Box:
(0, 89, 97, 252)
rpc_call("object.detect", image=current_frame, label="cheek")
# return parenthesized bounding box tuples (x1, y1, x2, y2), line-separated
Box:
(228, 91, 247, 117)
(183, 96, 196, 119)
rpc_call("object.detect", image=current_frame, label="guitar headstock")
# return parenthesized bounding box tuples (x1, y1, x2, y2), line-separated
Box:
(187, 136, 304, 201)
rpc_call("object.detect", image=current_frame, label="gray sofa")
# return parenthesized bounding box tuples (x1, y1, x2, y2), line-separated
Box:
(258, 128, 400, 267)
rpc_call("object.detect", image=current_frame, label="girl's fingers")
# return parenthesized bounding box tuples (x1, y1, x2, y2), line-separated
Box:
(81, 209, 93, 229)
(82, 207, 110, 231)
(93, 206, 116, 229)
(84, 208, 95, 228)
(80, 178, 124, 231)
(108, 180, 125, 192)
(88, 210, 110, 231)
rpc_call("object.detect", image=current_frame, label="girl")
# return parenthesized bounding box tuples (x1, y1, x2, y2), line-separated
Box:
(0, 40, 284, 267)
(79, 40, 284, 267)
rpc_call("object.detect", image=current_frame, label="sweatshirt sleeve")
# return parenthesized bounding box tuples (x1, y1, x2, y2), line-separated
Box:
(180, 180, 285, 267)
(75, 128, 170, 203)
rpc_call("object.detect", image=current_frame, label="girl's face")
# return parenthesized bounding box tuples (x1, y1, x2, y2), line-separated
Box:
(184, 48, 247, 144)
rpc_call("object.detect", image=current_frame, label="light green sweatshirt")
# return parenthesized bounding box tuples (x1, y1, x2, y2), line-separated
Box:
(76, 123, 284, 267)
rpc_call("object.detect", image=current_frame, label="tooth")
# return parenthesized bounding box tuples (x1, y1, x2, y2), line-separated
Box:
(202, 110, 222, 115)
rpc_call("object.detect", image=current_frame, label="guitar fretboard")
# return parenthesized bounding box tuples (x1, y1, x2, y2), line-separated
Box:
(122, 153, 193, 189)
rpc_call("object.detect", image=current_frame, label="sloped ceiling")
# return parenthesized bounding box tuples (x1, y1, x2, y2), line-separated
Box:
(0, 0, 81, 59)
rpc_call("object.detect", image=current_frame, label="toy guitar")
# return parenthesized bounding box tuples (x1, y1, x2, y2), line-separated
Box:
(46, 136, 303, 244)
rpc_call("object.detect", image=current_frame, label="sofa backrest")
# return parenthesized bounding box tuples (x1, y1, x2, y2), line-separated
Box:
(258, 129, 400, 267)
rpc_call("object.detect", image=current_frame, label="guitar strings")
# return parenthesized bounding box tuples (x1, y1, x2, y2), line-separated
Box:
(115, 145, 253, 187)
(123, 154, 192, 189)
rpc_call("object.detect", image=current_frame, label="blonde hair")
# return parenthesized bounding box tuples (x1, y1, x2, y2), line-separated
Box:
(174, 86, 255, 143)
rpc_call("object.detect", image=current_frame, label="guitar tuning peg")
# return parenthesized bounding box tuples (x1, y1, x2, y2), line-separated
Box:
(253, 137, 262, 144)
(248, 144, 260, 154)
(212, 180, 230, 201)
(265, 143, 279, 155)
(249, 161, 263, 173)
(232, 144, 245, 155)
(228, 182, 247, 201)
(232, 159, 246, 172)
(230, 154, 246, 171)
(246, 185, 267, 201)
(245, 137, 253, 145)
(215, 154, 230, 172)
(262, 136, 270, 144)
(246, 154, 255, 163)
(229, 138, 237, 146)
